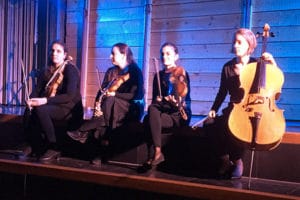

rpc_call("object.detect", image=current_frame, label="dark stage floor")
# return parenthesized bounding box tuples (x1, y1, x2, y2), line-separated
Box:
(0, 105, 299, 199)
(0, 153, 299, 200)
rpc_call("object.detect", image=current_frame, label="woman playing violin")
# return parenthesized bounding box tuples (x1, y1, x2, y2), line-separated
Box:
(67, 43, 144, 163)
(208, 28, 278, 179)
(141, 42, 191, 170)
(23, 40, 83, 161)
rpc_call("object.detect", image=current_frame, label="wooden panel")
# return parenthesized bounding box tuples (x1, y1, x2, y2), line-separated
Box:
(88, 33, 145, 47)
(66, 11, 84, 23)
(88, 20, 144, 35)
(152, 0, 221, 5)
(65, 0, 300, 121)
(151, 14, 242, 32)
(90, 0, 145, 9)
(67, 21, 145, 37)
(152, 0, 242, 18)
(252, 0, 300, 11)
(87, 47, 142, 59)
(90, 7, 144, 22)
(149, 42, 300, 60)
(151, 26, 300, 45)
(66, 0, 84, 11)
(282, 73, 300, 88)
(151, 29, 235, 45)
(251, 10, 300, 27)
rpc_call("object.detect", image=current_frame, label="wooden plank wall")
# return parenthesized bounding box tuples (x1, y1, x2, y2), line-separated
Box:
(66, 0, 300, 121)
(250, 0, 300, 120)
(149, 0, 244, 116)
(66, 0, 146, 108)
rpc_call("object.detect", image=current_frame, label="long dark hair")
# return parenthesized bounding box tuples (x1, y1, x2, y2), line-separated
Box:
(112, 43, 136, 65)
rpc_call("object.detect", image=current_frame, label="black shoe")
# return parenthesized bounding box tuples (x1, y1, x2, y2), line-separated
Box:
(5, 143, 32, 157)
(151, 153, 165, 166)
(91, 156, 102, 166)
(136, 153, 165, 174)
(217, 155, 234, 179)
(39, 149, 61, 162)
(67, 130, 89, 143)
(137, 162, 152, 173)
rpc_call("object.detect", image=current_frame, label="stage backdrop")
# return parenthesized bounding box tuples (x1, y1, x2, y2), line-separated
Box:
(65, 0, 300, 121)
(1, 0, 299, 121)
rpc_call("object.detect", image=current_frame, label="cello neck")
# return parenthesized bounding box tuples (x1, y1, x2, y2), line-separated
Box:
(251, 24, 274, 93)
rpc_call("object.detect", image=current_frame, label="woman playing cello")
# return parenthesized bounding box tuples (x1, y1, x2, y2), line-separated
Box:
(208, 28, 279, 179)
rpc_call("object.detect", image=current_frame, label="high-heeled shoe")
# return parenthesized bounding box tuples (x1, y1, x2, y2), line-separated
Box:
(151, 153, 165, 166)
(67, 130, 89, 143)
(39, 149, 61, 162)
(136, 153, 165, 173)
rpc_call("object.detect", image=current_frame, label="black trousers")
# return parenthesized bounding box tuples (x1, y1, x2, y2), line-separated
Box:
(78, 96, 132, 138)
(144, 102, 182, 148)
(24, 104, 72, 152)
(209, 114, 246, 161)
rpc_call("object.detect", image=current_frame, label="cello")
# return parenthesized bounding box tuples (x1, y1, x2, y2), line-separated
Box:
(228, 24, 285, 151)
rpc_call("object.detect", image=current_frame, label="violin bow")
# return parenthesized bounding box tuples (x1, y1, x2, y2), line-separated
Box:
(45, 56, 72, 89)
(191, 116, 209, 129)
(152, 58, 162, 98)
(96, 66, 103, 91)
(20, 58, 30, 102)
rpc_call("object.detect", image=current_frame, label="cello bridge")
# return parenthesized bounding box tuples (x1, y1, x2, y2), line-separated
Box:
(247, 95, 265, 105)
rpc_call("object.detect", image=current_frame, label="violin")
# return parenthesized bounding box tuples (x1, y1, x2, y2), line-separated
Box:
(93, 73, 130, 117)
(168, 66, 189, 120)
(45, 57, 72, 97)
(228, 24, 285, 151)
(169, 66, 188, 98)
(152, 58, 189, 120)
(107, 73, 130, 93)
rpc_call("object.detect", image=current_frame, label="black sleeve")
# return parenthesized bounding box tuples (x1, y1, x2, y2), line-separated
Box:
(210, 66, 228, 112)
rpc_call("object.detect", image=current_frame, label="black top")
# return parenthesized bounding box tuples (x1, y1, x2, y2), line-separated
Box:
(96, 62, 144, 102)
(211, 57, 257, 113)
(30, 62, 82, 109)
(152, 68, 192, 123)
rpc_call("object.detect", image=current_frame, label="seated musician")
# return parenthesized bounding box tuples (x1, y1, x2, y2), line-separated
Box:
(23, 40, 83, 161)
(207, 28, 278, 179)
(67, 43, 144, 164)
(140, 42, 192, 170)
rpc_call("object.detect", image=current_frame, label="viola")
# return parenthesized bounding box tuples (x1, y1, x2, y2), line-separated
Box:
(228, 24, 285, 151)
(93, 73, 130, 117)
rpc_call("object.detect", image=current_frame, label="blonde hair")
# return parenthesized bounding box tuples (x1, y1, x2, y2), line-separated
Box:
(232, 28, 257, 55)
